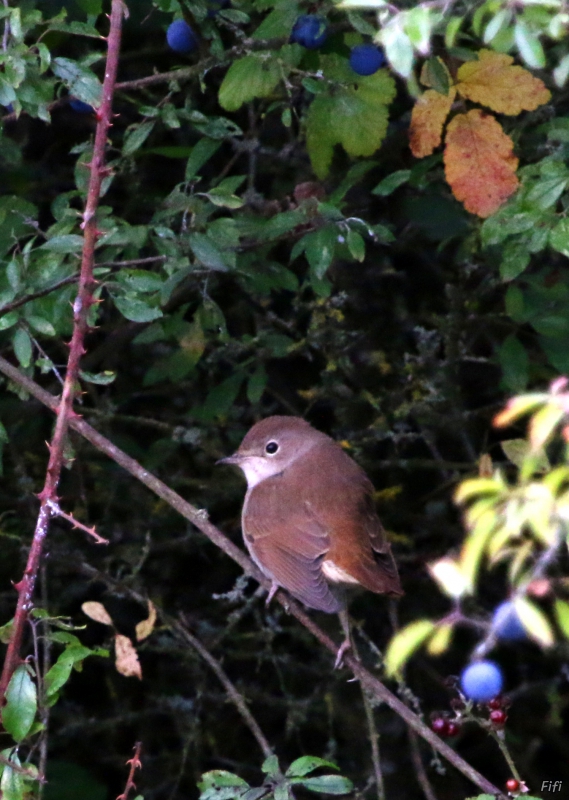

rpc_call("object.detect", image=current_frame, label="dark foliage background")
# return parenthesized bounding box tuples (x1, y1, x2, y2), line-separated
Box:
(0, 1, 568, 799)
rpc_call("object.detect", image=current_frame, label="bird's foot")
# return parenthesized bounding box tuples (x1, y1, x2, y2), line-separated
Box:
(334, 638, 352, 669)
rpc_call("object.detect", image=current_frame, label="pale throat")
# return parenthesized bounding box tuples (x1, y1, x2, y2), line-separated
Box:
(238, 456, 285, 488)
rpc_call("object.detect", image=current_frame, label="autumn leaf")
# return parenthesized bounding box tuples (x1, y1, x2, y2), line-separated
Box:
(456, 49, 550, 115)
(135, 599, 157, 642)
(114, 634, 142, 680)
(444, 109, 519, 217)
(410, 87, 456, 158)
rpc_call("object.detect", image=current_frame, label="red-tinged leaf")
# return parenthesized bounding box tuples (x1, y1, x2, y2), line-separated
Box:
(444, 109, 519, 217)
(409, 87, 456, 158)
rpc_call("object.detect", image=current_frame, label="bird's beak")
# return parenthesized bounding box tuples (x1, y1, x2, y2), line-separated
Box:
(216, 453, 243, 466)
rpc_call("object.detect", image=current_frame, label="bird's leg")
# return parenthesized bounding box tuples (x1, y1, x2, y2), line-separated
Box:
(335, 608, 358, 669)
(265, 580, 280, 606)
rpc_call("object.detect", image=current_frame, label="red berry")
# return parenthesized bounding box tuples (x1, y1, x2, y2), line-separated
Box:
(488, 697, 503, 710)
(490, 709, 507, 726)
(431, 717, 448, 735)
(445, 721, 460, 737)
(506, 778, 519, 792)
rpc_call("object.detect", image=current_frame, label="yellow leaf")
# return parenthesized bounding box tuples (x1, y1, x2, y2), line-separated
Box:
(426, 622, 453, 656)
(514, 597, 554, 647)
(82, 601, 113, 627)
(553, 599, 569, 638)
(493, 393, 546, 427)
(385, 620, 435, 677)
(136, 600, 157, 642)
(444, 109, 519, 218)
(428, 557, 470, 598)
(456, 49, 551, 115)
(114, 634, 142, 680)
(409, 87, 456, 158)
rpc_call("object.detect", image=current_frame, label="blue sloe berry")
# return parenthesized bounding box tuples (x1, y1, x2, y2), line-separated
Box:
(290, 15, 327, 50)
(349, 43, 385, 76)
(167, 19, 199, 55)
(461, 661, 504, 702)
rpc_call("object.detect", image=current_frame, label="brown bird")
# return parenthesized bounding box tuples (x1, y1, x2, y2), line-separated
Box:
(218, 416, 402, 664)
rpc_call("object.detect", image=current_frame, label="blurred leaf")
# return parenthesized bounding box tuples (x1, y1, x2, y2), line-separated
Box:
(3, 666, 37, 742)
(514, 597, 554, 647)
(553, 599, 569, 638)
(13, 328, 32, 368)
(286, 758, 339, 778)
(498, 335, 529, 393)
(293, 776, 353, 794)
(385, 620, 436, 676)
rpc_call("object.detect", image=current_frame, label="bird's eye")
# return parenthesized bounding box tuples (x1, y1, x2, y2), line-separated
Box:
(265, 441, 279, 455)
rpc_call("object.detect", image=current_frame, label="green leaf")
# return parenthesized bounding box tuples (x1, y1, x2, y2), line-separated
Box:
(303, 226, 337, 280)
(2, 666, 37, 742)
(380, 21, 414, 77)
(261, 755, 279, 775)
(79, 370, 116, 385)
(293, 776, 353, 794)
(198, 769, 250, 800)
(189, 233, 231, 271)
(0, 751, 24, 800)
(186, 139, 222, 180)
(51, 57, 102, 107)
(44, 645, 95, 698)
(372, 170, 411, 196)
(286, 757, 339, 778)
(111, 294, 163, 323)
(247, 365, 267, 403)
(123, 121, 155, 157)
(13, 328, 32, 368)
(219, 56, 281, 112)
(385, 620, 436, 676)
(554, 599, 569, 638)
(41, 234, 84, 253)
(514, 19, 545, 69)
(500, 240, 531, 281)
(346, 229, 365, 262)
(306, 64, 395, 178)
(252, 4, 298, 39)
(498, 335, 528, 393)
(196, 373, 245, 421)
(26, 316, 56, 336)
(550, 218, 569, 257)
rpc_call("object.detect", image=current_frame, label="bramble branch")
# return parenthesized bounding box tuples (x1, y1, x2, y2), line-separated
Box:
(0, 0, 125, 706)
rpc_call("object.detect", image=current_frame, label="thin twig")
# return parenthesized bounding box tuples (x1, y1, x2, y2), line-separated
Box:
(408, 729, 439, 800)
(176, 615, 274, 761)
(0, 0, 125, 705)
(0, 354, 505, 799)
(0, 275, 79, 319)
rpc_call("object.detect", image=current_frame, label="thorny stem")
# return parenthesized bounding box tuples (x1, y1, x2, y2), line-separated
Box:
(116, 742, 143, 800)
(0, 356, 505, 798)
(0, 0, 125, 708)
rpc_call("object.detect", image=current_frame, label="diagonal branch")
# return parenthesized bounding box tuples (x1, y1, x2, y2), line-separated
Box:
(0, 0, 126, 706)
(0, 353, 504, 799)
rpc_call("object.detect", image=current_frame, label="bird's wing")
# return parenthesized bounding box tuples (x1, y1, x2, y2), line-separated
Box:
(243, 484, 343, 613)
(302, 446, 403, 597)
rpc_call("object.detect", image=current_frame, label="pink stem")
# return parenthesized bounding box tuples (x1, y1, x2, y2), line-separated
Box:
(0, 0, 125, 707)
